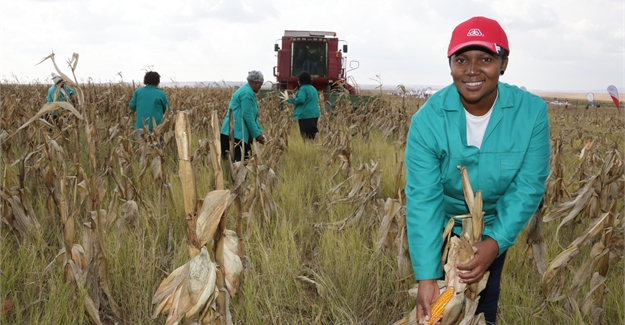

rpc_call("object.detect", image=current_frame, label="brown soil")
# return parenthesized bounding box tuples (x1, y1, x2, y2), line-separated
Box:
(534, 91, 621, 102)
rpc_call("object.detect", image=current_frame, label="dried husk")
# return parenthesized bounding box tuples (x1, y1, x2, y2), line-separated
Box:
(196, 190, 232, 248)
(216, 229, 243, 297)
(152, 247, 217, 325)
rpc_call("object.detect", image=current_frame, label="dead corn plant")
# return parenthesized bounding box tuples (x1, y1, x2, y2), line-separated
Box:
(106, 137, 141, 241)
(367, 87, 409, 141)
(375, 156, 411, 279)
(525, 136, 570, 276)
(18, 52, 126, 324)
(568, 137, 601, 185)
(1, 149, 42, 241)
(322, 128, 353, 180)
(238, 146, 279, 228)
(136, 120, 175, 215)
(524, 200, 549, 276)
(544, 149, 623, 243)
(316, 160, 382, 230)
(544, 137, 571, 204)
(69, 53, 122, 323)
(540, 149, 623, 324)
(152, 111, 247, 325)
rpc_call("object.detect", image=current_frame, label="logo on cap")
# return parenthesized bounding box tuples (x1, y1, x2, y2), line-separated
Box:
(495, 44, 501, 54)
(467, 29, 483, 37)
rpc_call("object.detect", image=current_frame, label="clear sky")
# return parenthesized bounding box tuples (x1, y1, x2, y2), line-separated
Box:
(1, 0, 623, 93)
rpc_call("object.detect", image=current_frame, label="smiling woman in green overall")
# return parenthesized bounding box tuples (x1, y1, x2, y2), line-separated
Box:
(404, 16, 550, 325)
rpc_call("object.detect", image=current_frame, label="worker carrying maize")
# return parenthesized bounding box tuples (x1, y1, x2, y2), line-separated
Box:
(404, 16, 550, 325)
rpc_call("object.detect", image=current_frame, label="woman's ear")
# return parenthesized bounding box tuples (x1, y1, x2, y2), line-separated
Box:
(500, 57, 509, 76)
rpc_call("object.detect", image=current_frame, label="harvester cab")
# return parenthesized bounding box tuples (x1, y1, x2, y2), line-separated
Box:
(273, 30, 359, 95)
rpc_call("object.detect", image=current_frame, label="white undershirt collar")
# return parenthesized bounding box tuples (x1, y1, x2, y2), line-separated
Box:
(464, 93, 498, 149)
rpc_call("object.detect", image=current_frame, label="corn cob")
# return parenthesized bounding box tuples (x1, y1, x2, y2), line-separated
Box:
(428, 288, 454, 325)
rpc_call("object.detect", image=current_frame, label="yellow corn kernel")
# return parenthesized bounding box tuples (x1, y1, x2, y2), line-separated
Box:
(428, 288, 454, 325)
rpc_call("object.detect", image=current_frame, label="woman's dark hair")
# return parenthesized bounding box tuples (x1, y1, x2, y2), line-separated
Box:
(298, 71, 312, 85)
(497, 48, 509, 61)
(144, 71, 161, 86)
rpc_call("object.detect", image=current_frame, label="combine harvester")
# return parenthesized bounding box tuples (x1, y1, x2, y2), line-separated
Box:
(262, 30, 375, 109)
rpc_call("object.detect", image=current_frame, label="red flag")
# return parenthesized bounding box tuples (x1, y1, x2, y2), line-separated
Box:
(607, 85, 620, 110)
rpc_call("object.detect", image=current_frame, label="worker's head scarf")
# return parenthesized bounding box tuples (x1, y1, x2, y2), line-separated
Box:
(51, 72, 63, 84)
(246, 70, 264, 83)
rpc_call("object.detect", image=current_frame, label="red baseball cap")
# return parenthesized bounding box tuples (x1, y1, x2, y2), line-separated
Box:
(447, 16, 509, 57)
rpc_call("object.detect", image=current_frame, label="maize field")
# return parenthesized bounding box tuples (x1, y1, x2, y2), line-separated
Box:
(0, 57, 623, 324)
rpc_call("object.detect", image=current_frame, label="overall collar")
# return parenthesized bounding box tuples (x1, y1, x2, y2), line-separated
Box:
(441, 82, 513, 147)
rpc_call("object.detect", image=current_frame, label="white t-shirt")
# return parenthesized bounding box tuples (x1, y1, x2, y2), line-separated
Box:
(465, 96, 497, 149)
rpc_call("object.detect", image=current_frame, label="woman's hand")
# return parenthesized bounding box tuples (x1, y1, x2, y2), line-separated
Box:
(256, 134, 266, 144)
(417, 279, 440, 324)
(456, 237, 499, 284)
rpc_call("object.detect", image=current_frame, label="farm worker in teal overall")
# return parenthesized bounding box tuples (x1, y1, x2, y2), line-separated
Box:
(286, 71, 321, 140)
(404, 16, 550, 325)
(46, 72, 76, 121)
(129, 71, 170, 139)
(220, 70, 266, 161)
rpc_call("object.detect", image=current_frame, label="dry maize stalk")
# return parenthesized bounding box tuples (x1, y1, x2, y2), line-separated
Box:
(175, 111, 199, 248)
(209, 111, 224, 190)
(457, 166, 485, 300)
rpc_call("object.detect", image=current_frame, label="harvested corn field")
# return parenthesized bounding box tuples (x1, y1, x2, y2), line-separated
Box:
(1, 77, 623, 325)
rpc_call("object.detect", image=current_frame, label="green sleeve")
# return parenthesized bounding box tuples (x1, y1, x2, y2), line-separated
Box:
(241, 94, 262, 138)
(46, 86, 55, 103)
(405, 110, 446, 281)
(161, 92, 170, 113)
(66, 86, 76, 97)
(288, 88, 307, 106)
